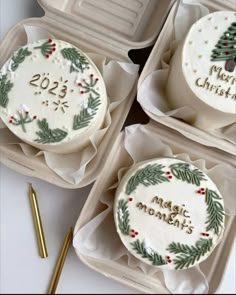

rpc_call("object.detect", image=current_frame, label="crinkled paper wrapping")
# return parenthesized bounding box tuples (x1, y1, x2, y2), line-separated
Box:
(137, 0, 236, 144)
(0, 25, 139, 185)
(73, 123, 236, 294)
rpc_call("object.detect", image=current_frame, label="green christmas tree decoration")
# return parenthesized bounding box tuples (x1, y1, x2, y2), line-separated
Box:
(11, 47, 32, 71)
(125, 164, 169, 195)
(34, 118, 68, 144)
(0, 74, 13, 108)
(61, 47, 89, 73)
(34, 39, 56, 58)
(131, 239, 167, 266)
(73, 93, 101, 130)
(9, 111, 37, 133)
(169, 163, 207, 186)
(211, 22, 236, 72)
(167, 238, 213, 270)
(117, 199, 130, 235)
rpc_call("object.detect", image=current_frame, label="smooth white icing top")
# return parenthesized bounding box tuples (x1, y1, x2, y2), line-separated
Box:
(182, 11, 236, 114)
(0, 39, 107, 152)
(114, 158, 225, 270)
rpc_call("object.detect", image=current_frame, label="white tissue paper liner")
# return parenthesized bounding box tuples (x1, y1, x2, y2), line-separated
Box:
(137, 0, 236, 144)
(0, 25, 139, 185)
(73, 123, 236, 294)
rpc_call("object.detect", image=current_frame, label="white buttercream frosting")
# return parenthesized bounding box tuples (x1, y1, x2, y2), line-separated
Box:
(114, 158, 225, 270)
(0, 39, 107, 153)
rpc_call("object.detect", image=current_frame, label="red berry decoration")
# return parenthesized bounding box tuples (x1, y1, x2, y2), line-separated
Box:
(201, 232, 209, 237)
(128, 197, 133, 202)
(197, 188, 205, 194)
(25, 111, 29, 115)
(223, 42, 229, 46)
(52, 43, 56, 47)
(95, 78, 99, 81)
(10, 116, 14, 119)
(166, 171, 171, 175)
(90, 74, 94, 77)
(46, 54, 49, 58)
(166, 256, 170, 259)
(48, 38, 52, 43)
(9, 120, 13, 123)
(130, 229, 139, 237)
(80, 91, 84, 94)
(168, 176, 172, 179)
(226, 51, 231, 55)
(77, 83, 82, 86)
(52, 48, 56, 51)
(33, 115, 37, 120)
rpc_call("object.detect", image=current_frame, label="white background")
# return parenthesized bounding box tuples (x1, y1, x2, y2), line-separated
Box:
(0, 0, 235, 294)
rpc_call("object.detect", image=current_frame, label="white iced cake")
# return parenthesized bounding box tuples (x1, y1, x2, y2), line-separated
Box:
(114, 158, 225, 270)
(0, 39, 107, 153)
(166, 11, 236, 130)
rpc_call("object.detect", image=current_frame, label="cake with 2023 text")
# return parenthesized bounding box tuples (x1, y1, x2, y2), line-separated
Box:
(0, 39, 107, 153)
(166, 11, 236, 130)
(114, 158, 225, 270)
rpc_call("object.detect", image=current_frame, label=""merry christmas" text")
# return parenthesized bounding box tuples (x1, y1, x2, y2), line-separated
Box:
(195, 64, 236, 100)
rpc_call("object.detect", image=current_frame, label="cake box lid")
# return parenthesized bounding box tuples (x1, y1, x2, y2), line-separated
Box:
(37, 0, 175, 55)
(200, 0, 236, 10)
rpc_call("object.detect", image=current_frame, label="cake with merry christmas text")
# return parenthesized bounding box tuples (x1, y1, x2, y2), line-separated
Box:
(166, 11, 236, 130)
(114, 158, 225, 270)
(0, 39, 107, 153)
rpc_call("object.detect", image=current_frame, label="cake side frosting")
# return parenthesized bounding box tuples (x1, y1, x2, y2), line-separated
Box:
(114, 158, 225, 270)
(0, 39, 107, 153)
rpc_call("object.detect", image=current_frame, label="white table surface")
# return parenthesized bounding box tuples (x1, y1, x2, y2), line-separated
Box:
(0, 0, 235, 294)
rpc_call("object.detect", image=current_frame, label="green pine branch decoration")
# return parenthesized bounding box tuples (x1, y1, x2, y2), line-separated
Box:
(80, 74, 100, 96)
(117, 199, 130, 235)
(167, 238, 213, 270)
(34, 118, 68, 144)
(34, 39, 55, 58)
(11, 112, 34, 132)
(73, 93, 101, 130)
(61, 47, 89, 73)
(125, 164, 169, 195)
(131, 239, 167, 266)
(11, 47, 32, 71)
(0, 74, 13, 108)
(205, 188, 224, 235)
(169, 162, 207, 186)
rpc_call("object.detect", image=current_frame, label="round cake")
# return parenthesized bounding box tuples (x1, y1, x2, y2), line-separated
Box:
(114, 158, 225, 270)
(0, 39, 107, 153)
(166, 11, 236, 130)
